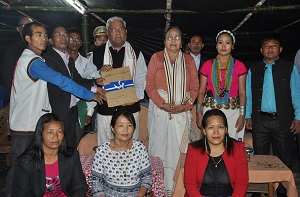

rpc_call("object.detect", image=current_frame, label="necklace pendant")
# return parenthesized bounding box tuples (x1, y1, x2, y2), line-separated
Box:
(215, 165, 218, 168)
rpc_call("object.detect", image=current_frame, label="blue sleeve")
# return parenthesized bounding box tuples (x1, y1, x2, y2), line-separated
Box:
(29, 58, 94, 101)
(245, 69, 252, 119)
(290, 66, 300, 120)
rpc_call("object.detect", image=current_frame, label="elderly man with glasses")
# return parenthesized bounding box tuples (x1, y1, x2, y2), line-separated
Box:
(83, 16, 147, 145)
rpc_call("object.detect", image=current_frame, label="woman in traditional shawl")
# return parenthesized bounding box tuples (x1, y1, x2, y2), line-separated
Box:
(146, 26, 199, 196)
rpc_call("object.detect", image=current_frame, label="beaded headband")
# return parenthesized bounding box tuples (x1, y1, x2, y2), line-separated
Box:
(216, 30, 236, 44)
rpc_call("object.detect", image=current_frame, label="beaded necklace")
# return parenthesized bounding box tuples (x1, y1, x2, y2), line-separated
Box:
(211, 55, 234, 104)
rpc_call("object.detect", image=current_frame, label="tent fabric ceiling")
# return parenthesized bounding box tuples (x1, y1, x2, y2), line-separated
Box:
(0, 0, 300, 66)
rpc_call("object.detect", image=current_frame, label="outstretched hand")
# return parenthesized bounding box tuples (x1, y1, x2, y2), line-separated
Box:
(95, 77, 105, 86)
(93, 87, 106, 104)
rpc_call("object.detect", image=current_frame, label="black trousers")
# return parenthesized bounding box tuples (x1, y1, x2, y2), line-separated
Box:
(297, 134, 300, 172)
(6, 131, 34, 197)
(64, 105, 83, 149)
(252, 114, 294, 193)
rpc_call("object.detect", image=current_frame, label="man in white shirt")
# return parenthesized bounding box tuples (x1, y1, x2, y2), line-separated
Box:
(68, 27, 97, 142)
(188, 34, 208, 72)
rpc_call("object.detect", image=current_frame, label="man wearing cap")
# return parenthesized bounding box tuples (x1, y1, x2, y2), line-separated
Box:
(93, 26, 108, 47)
(83, 16, 147, 145)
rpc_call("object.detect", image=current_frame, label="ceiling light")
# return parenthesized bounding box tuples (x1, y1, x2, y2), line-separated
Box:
(65, 0, 86, 14)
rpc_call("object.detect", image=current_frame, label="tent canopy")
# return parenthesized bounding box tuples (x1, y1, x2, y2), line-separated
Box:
(1, 0, 299, 66)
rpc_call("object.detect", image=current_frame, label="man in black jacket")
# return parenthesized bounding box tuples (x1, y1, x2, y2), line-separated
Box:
(245, 35, 300, 197)
(83, 16, 147, 145)
(188, 34, 208, 73)
(43, 24, 104, 148)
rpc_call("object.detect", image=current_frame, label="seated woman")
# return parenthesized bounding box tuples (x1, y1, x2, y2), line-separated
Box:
(90, 110, 152, 197)
(184, 109, 248, 197)
(12, 113, 88, 196)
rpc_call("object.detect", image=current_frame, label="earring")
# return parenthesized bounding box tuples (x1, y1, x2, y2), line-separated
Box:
(225, 135, 228, 148)
(205, 137, 208, 153)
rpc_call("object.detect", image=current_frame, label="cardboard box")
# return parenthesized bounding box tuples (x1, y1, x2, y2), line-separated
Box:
(102, 66, 138, 107)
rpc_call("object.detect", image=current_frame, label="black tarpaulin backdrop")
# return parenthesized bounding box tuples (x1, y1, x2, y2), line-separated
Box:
(0, 0, 299, 67)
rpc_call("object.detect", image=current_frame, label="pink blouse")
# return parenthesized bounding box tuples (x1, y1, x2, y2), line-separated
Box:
(44, 160, 67, 197)
(199, 59, 247, 97)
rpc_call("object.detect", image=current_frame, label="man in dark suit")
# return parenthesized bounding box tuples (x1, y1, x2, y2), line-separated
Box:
(1, 16, 33, 106)
(188, 34, 208, 73)
(43, 24, 104, 148)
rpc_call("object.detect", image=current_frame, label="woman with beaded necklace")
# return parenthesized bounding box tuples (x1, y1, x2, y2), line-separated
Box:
(196, 30, 247, 141)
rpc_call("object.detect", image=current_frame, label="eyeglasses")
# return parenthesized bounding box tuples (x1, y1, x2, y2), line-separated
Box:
(166, 35, 181, 41)
(69, 37, 81, 42)
(108, 27, 126, 34)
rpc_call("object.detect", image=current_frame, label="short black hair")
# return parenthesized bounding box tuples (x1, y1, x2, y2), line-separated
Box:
(189, 34, 204, 43)
(67, 27, 81, 37)
(110, 110, 136, 130)
(22, 22, 44, 46)
(260, 34, 282, 48)
(49, 23, 68, 38)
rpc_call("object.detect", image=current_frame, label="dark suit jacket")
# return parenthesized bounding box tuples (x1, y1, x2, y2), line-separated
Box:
(12, 150, 88, 197)
(199, 54, 209, 71)
(43, 47, 94, 122)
